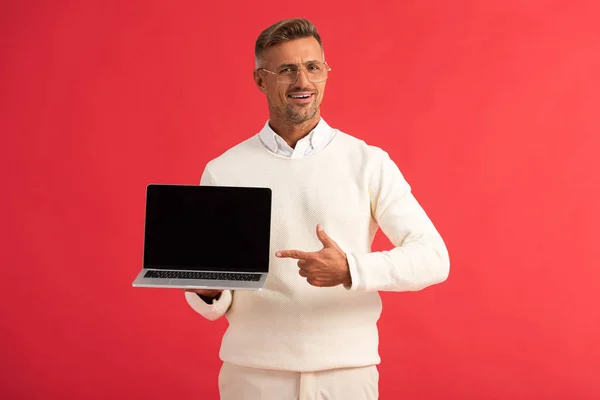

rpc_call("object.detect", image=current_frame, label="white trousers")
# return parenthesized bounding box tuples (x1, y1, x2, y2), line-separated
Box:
(218, 362, 379, 400)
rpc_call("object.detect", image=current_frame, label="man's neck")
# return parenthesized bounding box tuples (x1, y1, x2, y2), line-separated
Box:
(268, 115, 320, 149)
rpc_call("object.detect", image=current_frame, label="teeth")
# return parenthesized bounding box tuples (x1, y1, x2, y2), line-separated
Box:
(290, 94, 310, 98)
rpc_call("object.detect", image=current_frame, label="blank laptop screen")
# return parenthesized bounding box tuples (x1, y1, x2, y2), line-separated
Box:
(143, 184, 272, 273)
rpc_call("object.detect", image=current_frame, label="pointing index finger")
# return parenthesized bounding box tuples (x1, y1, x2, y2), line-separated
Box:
(276, 250, 309, 260)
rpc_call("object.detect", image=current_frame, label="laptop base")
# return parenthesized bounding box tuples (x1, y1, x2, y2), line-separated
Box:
(131, 269, 266, 290)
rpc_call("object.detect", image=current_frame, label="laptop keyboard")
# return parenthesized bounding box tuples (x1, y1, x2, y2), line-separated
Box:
(144, 270, 261, 281)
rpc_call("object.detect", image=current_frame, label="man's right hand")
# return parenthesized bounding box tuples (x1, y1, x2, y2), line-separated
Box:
(185, 289, 224, 298)
(185, 289, 224, 303)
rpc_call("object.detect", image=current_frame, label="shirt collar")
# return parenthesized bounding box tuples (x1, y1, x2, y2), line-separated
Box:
(258, 118, 332, 154)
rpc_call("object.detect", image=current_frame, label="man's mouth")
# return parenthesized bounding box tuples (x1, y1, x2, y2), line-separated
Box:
(287, 92, 314, 102)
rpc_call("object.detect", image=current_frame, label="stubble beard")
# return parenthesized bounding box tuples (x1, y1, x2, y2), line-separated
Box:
(269, 95, 320, 127)
(283, 100, 319, 125)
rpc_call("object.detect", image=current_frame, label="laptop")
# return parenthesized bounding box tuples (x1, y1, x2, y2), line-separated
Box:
(132, 184, 272, 290)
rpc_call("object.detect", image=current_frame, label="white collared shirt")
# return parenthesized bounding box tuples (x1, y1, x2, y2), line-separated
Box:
(258, 118, 336, 158)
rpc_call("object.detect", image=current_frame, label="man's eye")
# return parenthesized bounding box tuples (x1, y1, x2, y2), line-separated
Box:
(308, 64, 321, 71)
(279, 68, 293, 73)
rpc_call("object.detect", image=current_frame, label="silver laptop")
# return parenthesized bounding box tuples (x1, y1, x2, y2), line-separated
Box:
(132, 184, 272, 290)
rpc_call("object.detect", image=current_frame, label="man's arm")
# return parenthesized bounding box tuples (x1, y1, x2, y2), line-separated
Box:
(346, 152, 450, 292)
(276, 152, 449, 291)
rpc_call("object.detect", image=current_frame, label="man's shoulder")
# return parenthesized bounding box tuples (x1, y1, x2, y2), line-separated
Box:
(206, 135, 261, 167)
(334, 129, 389, 160)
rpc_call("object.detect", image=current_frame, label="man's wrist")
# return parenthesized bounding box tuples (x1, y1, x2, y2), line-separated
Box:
(344, 257, 353, 286)
(344, 273, 353, 287)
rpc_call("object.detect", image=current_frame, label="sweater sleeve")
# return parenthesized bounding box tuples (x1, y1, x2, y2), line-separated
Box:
(346, 152, 450, 292)
(182, 164, 234, 320)
(184, 290, 233, 321)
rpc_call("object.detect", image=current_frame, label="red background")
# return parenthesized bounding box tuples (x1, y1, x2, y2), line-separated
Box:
(2, 1, 600, 399)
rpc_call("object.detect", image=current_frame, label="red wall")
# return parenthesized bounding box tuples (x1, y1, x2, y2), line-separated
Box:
(2, 1, 599, 399)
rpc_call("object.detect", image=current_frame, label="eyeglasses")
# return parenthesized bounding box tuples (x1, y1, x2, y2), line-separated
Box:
(257, 61, 332, 84)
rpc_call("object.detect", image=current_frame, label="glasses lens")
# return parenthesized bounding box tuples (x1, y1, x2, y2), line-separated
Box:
(277, 66, 298, 84)
(277, 63, 329, 84)
(308, 62, 328, 82)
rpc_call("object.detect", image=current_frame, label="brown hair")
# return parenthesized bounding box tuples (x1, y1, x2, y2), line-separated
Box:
(255, 18, 323, 66)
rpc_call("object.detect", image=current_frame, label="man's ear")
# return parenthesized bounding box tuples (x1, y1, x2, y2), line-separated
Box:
(253, 70, 267, 93)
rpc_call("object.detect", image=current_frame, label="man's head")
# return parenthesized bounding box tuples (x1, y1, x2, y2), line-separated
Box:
(253, 18, 330, 128)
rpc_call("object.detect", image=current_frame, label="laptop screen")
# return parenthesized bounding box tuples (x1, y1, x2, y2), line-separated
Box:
(143, 184, 272, 273)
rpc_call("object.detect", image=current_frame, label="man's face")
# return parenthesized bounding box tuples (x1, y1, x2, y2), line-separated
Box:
(255, 37, 327, 126)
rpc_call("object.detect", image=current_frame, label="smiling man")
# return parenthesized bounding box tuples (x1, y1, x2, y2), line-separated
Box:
(255, 35, 327, 137)
(184, 18, 450, 399)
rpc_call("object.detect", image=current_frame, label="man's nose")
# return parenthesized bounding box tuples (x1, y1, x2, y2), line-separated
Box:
(295, 68, 311, 86)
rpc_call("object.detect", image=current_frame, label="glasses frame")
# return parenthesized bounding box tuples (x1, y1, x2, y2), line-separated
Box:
(257, 61, 332, 84)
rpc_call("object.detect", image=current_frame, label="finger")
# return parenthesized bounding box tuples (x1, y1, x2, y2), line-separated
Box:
(307, 277, 321, 287)
(276, 250, 309, 260)
(297, 260, 306, 266)
(298, 268, 308, 277)
(316, 224, 337, 248)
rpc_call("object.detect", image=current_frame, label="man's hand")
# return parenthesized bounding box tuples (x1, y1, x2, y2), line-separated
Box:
(185, 289, 223, 303)
(185, 289, 223, 297)
(276, 224, 352, 287)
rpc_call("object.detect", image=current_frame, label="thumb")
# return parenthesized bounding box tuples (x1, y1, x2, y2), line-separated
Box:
(316, 224, 336, 248)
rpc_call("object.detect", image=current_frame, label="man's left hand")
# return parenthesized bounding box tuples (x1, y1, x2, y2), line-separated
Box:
(276, 225, 352, 287)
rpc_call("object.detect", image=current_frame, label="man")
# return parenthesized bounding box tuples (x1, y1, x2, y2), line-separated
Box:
(184, 18, 450, 400)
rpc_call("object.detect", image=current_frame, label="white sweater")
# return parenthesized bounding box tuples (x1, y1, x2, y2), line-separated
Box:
(184, 124, 450, 372)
